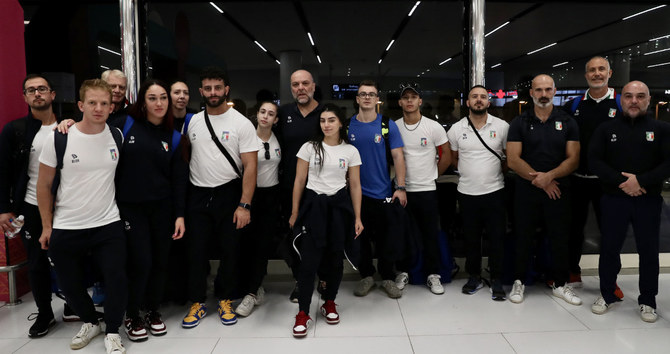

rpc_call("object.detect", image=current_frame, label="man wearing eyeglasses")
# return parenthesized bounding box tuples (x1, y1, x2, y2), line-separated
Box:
(396, 83, 450, 295)
(0, 74, 60, 338)
(276, 69, 324, 302)
(101, 69, 129, 122)
(347, 80, 408, 298)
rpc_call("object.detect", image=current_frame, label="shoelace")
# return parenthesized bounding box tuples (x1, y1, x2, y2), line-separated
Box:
(76, 323, 93, 338)
(429, 276, 441, 286)
(323, 301, 337, 313)
(107, 335, 124, 351)
(295, 312, 310, 325)
(563, 286, 577, 298)
(188, 303, 202, 315)
(512, 283, 523, 295)
(27, 312, 38, 321)
(220, 300, 233, 313)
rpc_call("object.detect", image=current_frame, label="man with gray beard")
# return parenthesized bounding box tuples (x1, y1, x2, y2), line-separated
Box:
(506, 74, 582, 306)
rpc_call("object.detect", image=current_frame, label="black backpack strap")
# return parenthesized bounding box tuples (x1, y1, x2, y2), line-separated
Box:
(108, 125, 123, 151)
(51, 131, 68, 195)
(466, 117, 502, 162)
(203, 110, 242, 178)
(381, 115, 393, 168)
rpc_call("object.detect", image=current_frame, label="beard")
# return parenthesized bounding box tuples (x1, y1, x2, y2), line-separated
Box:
(533, 96, 552, 108)
(470, 107, 487, 115)
(205, 95, 225, 108)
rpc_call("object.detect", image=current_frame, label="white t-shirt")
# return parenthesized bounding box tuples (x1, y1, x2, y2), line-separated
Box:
(185, 108, 258, 187)
(395, 116, 448, 192)
(39, 125, 121, 229)
(296, 141, 362, 196)
(447, 114, 509, 196)
(25, 122, 57, 205)
(256, 133, 281, 188)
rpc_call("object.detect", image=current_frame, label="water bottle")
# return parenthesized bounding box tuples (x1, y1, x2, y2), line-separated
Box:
(4, 215, 25, 239)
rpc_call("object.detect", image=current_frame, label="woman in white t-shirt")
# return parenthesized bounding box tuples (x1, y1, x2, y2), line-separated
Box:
(235, 102, 281, 317)
(288, 104, 363, 338)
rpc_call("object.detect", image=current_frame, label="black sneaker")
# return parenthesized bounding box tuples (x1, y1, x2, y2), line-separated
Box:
(290, 283, 299, 303)
(28, 313, 56, 338)
(462, 276, 483, 295)
(491, 279, 506, 301)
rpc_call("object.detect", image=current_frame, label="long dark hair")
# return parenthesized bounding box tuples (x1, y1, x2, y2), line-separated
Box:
(127, 79, 175, 132)
(311, 103, 348, 170)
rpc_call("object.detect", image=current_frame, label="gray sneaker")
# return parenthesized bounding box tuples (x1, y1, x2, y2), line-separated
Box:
(104, 333, 126, 354)
(426, 274, 444, 295)
(509, 279, 525, 304)
(640, 305, 658, 323)
(354, 276, 376, 296)
(70, 322, 101, 350)
(395, 272, 409, 290)
(381, 280, 402, 299)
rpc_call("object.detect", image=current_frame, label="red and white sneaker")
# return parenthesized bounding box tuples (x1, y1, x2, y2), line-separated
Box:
(320, 300, 340, 325)
(145, 311, 167, 336)
(124, 316, 148, 342)
(292, 311, 312, 338)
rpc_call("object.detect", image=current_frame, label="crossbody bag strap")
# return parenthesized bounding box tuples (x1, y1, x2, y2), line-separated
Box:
(204, 110, 242, 178)
(467, 117, 502, 162)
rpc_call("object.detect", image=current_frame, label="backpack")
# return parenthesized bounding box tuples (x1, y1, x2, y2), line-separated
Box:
(51, 125, 122, 195)
(181, 112, 195, 135)
(121, 115, 182, 154)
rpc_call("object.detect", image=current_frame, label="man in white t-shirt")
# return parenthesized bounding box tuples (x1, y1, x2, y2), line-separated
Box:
(0, 74, 58, 338)
(396, 83, 450, 295)
(36, 79, 127, 353)
(447, 85, 509, 301)
(180, 66, 258, 328)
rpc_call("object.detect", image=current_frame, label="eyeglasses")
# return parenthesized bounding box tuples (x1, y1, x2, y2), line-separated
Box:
(358, 92, 378, 98)
(263, 142, 270, 160)
(24, 86, 51, 95)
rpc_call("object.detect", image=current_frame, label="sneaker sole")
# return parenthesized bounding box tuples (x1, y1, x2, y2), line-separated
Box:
(149, 328, 167, 336)
(552, 292, 582, 306)
(293, 330, 308, 338)
(509, 296, 523, 304)
(127, 334, 148, 342)
(181, 314, 205, 329)
(462, 285, 483, 295)
(28, 318, 56, 338)
(220, 317, 238, 325)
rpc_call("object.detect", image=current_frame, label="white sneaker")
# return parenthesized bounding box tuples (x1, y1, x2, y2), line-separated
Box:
(509, 280, 525, 304)
(235, 294, 257, 317)
(552, 285, 582, 306)
(395, 272, 409, 290)
(426, 274, 444, 295)
(104, 333, 126, 354)
(591, 296, 615, 315)
(256, 286, 265, 306)
(640, 305, 658, 323)
(70, 322, 102, 349)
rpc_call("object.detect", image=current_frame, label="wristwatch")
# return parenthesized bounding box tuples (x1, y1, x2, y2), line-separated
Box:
(395, 185, 406, 191)
(238, 203, 251, 210)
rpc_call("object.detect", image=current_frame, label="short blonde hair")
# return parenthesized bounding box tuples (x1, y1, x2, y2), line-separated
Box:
(79, 79, 112, 102)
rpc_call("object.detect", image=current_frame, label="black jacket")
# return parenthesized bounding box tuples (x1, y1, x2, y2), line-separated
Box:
(589, 113, 670, 196)
(0, 113, 60, 214)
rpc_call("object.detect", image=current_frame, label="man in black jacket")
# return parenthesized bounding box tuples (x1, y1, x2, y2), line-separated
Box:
(0, 74, 59, 337)
(588, 80, 670, 322)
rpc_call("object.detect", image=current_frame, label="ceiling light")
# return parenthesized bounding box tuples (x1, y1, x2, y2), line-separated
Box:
(552, 61, 568, 67)
(644, 48, 670, 55)
(24, 20, 30, 25)
(316, 55, 322, 64)
(650, 34, 670, 41)
(307, 32, 315, 46)
(408, 1, 421, 17)
(98, 46, 121, 56)
(254, 41, 267, 52)
(385, 40, 395, 51)
(210, 2, 224, 14)
(100, 65, 110, 69)
(378, 59, 383, 64)
(648, 61, 670, 68)
(275, 60, 280, 65)
(491, 63, 502, 68)
(623, 5, 666, 21)
(439, 58, 452, 65)
(485, 21, 510, 37)
(527, 42, 557, 55)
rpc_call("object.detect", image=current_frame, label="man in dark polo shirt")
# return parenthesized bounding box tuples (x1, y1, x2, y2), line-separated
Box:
(588, 80, 670, 322)
(275, 69, 324, 302)
(506, 74, 582, 306)
(564, 56, 622, 289)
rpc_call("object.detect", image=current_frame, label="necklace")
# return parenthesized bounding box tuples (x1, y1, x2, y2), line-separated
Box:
(403, 116, 422, 131)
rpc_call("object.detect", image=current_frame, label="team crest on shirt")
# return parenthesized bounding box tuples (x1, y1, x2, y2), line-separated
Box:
(71, 154, 79, 164)
(646, 131, 655, 141)
(555, 121, 563, 130)
(110, 148, 118, 161)
(420, 138, 428, 146)
(190, 132, 197, 141)
(462, 133, 467, 140)
(350, 133, 356, 141)
(162, 141, 169, 152)
(574, 109, 580, 117)
(374, 134, 382, 143)
(221, 131, 230, 141)
(275, 148, 281, 158)
(610, 134, 617, 142)
(609, 108, 617, 118)
(287, 115, 293, 123)
(490, 131, 496, 139)
(339, 159, 346, 169)
(128, 136, 135, 144)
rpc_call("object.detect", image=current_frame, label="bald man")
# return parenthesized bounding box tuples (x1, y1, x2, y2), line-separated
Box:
(276, 69, 324, 302)
(506, 74, 582, 306)
(588, 81, 670, 322)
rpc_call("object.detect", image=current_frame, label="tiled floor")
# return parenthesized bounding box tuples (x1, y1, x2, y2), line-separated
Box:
(2, 274, 670, 353)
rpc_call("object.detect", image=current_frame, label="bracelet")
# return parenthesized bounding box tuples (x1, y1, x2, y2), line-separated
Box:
(238, 203, 251, 210)
(395, 186, 406, 191)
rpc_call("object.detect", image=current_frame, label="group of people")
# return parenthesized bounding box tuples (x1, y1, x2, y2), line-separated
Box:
(0, 56, 668, 353)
